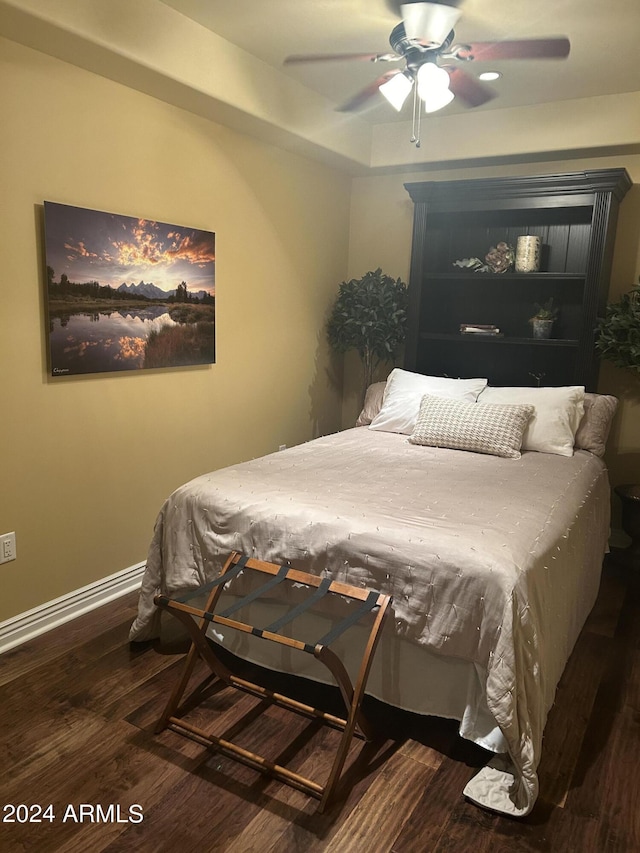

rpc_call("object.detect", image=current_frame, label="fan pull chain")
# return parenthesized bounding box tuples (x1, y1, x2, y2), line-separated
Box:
(410, 83, 421, 148)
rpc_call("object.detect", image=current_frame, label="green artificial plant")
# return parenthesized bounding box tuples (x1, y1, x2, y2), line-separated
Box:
(327, 268, 408, 402)
(596, 279, 640, 374)
(529, 298, 558, 323)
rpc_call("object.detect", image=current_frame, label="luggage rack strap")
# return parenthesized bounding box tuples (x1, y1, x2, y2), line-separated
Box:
(219, 562, 290, 618)
(316, 589, 380, 648)
(170, 553, 249, 603)
(264, 576, 332, 634)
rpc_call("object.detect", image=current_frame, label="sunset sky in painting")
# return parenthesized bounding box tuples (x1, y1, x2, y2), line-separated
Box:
(44, 202, 215, 295)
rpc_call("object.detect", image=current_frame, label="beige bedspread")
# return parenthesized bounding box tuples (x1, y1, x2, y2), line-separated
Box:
(130, 427, 610, 816)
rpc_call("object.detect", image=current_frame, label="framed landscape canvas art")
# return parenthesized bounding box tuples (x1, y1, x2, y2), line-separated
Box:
(44, 202, 215, 376)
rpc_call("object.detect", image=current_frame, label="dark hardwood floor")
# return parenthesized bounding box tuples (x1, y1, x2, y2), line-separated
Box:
(1, 558, 638, 852)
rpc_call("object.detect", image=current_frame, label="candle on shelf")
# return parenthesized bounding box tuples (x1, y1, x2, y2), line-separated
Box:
(515, 236, 541, 273)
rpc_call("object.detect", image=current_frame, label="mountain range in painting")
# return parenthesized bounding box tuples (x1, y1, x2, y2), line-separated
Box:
(117, 281, 211, 301)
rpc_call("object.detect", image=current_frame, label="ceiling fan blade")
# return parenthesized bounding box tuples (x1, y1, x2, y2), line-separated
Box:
(284, 52, 398, 65)
(337, 70, 408, 112)
(445, 66, 496, 108)
(457, 37, 570, 61)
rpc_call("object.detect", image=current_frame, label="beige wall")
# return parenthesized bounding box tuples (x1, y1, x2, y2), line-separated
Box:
(0, 37, 350, 622)
(346, 158, 640, 506)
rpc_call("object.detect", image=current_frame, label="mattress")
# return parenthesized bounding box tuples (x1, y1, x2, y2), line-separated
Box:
(130, 427, 610, 816)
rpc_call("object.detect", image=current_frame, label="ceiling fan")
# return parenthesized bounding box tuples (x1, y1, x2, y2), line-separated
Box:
(284, 1, 570, 145)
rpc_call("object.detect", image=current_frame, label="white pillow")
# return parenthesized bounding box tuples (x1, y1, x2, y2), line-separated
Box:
(410, 395, 534, 459)
(478, 385, 585, 457)
(369, 368, 488, 435)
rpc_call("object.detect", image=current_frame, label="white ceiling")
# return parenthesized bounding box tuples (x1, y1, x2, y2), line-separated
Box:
(2, 0, 639, 171)
(160, 0, 640, 121)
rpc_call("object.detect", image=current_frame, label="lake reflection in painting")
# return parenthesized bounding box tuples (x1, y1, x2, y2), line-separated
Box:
(44, 201, 216, 376)
(49, 307, 179, 375)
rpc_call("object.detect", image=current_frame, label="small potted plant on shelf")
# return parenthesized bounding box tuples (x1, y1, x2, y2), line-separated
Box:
(327, 268, 407, 405)
(529, 298, 558, 339)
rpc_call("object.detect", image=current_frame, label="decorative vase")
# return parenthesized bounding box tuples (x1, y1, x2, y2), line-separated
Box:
(515, 236, 541, 273)
(532, 318, 553, 339)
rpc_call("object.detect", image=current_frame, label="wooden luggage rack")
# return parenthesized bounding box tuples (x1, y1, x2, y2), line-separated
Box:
(154, 551, 392, 811)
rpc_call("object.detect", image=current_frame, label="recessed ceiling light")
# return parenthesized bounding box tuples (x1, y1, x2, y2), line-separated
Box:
(478, 71, 502, 81)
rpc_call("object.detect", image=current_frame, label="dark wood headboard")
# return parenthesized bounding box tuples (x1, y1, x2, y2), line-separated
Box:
(403, 169, 631, 389)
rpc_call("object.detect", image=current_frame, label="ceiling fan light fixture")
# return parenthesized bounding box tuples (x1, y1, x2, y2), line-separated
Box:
(379, 71, 414, 111)
(423, 86, 454, 113)
(416, 62, 453, 113)
(400, 2, 462, 47)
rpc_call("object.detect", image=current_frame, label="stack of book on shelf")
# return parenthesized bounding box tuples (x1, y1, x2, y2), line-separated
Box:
(459, 323, 503, 337)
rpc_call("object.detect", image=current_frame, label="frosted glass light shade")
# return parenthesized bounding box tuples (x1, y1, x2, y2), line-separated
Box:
(416, 62, 453, 112)
(379, 72, 413, 111)
(401, 2, 462, 47)
(423, 86, 454, 112)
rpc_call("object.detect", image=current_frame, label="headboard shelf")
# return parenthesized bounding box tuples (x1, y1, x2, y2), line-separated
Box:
(404, 169, 631, 389)
(421, 333, 579, 347)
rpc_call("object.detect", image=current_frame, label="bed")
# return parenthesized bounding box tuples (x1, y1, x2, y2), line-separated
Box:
(130, 369, 618, 817)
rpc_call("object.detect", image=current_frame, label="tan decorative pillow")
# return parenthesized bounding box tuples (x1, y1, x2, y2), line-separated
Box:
(410, 394, 534, 459)
(356, 381, 386, 427)
(574, 393, 618, 457)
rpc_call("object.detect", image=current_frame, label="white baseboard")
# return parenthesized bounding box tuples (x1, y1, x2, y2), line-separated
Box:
(0, 561, 145, 655)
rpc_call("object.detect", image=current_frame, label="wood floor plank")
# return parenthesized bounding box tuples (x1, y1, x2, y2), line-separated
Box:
(221, 724, 358, 853)
(391, 757, 478, 852)
(122, 651, 246, 736)
(0, 642, 173, 771)
(97, 767, 261, 852)
(397, 737, 445, 770)
(322, 749, 436, 853)
(430, 798, 498, 853)
(489, 802, 600, 853)
(0, 592, 140, 687)
(259, 738, 402, 853)
(1, 707, 108, 790)
(0, 718, 208, 853)
(101, 708, 325, 851)
(536, 631, 612, 807)
(117, 653, 196, 729)
(566, 704, 640, 851)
